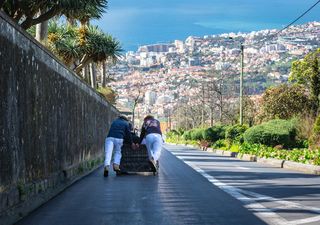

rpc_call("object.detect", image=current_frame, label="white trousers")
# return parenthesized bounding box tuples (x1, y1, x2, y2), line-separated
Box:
(145, 133, 163, 161)
(104, 137, 123, 166)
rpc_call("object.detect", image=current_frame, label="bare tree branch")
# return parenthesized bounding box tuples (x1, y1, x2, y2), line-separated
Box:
(21, 6, 60, 29)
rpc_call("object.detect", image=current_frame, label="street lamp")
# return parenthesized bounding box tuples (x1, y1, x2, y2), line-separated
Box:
(228, 37, 244, 125)
(240, 43, 244, 125)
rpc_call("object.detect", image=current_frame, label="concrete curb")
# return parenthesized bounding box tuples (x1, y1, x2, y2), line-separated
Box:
(237, 154, 257, 162)
(215, 149, 225, 155)
(283, 161, 320, 175)
(223, 150, 238, 157)
(257, 158, 284, 168)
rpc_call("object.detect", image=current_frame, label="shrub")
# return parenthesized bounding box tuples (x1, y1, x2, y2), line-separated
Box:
(176, 128, 185, 136)
(259, 84, 312, 121)
(166, 130, 179, 139)
(229, 144, 240, 152)
(183, 130, 192, 140)
(202, 125, 227, 142)
(190, 128, 204, 141)
(212, 139, 227, 149)
(243, 119, 297, 148)
(309, 115, 320, 148)
(97, 87, 117, 105)
(225, 124, 248, 144)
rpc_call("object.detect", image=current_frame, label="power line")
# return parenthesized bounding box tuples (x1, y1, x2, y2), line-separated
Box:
(247, 0, 320, 48)
(276, 0, 320, 36)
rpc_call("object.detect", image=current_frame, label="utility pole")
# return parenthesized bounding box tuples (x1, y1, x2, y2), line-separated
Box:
(240, 44, 244, 125)
(201, 82, 205, 127)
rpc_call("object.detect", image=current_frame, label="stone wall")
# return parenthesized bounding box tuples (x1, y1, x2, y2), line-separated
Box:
(0, 12, 118, 224)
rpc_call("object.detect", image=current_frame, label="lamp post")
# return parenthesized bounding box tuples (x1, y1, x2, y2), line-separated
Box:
(228, 37, 244, 125)
(240, 43, 244, 125)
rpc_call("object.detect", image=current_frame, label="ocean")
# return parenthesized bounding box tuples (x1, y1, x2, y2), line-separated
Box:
(93, 0, 320, 51)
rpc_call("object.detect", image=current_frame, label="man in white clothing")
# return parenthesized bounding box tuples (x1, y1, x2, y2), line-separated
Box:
(139, 115, 163, 172)
(104, 115, 135, 177)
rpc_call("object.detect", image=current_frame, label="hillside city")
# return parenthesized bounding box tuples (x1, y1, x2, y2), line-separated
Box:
(105, 22, 320, 128)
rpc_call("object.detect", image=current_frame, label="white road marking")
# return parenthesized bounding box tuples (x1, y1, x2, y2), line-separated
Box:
(290, 215, 320, 225)
(235, 166, 250, 170)
(169, 149, 320, 225)
(174, 156, 216, 160)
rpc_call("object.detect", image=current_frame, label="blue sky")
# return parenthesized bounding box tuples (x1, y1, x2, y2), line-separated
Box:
(93, 0, 320, 51)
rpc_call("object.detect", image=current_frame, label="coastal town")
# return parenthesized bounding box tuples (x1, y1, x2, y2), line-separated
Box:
(106, 22, 320, 129)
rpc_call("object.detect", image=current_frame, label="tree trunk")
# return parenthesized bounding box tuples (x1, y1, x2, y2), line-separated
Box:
(219, 94, 223, 123)
(89, 63, 97, 88)
(132, 104, 136, 129)
(35, 10, 48, 42)
(82, 67, 86, 79)
(85, 65, 90, 84)
(210, 107, 214, 127)
(21, 6, 59, 30)
(201, 83, 205, 127)
(102, 61, 106, 88)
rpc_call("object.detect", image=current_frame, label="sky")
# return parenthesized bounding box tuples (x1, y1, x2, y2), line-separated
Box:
(93, 0, 320, 51)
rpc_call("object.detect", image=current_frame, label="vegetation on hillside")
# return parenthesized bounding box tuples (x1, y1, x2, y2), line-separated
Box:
(166, 48, 320, 166)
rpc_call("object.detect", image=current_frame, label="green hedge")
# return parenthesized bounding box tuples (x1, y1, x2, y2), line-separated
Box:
(183, 130, 192, 140)
(166, 130, 179, 139)
(243, 119, 297, 147)
(202, 125, 227, 142)
(225, 124, 248, 144)
(182, 125, 228, 142)
(190, 128, 204, 141)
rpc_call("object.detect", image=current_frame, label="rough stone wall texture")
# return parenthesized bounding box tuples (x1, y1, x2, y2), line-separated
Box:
(0, 12, 118, 224)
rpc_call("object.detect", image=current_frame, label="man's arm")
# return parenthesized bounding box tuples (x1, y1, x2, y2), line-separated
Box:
(139, 125, 146, 144)
(125, 123, 133, 145)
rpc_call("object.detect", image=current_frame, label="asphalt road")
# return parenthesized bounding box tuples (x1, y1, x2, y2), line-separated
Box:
(16, 144, 320, 225)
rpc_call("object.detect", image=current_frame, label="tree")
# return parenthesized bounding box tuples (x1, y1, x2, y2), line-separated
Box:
(1, 0, 107, 29)
(290, 48, 320, 112)
(63, 0, 106, 26)
(74, 25, 122, 73)
(101, 61, 111, 87)
(203, 65, 238, 125)
(47, 22, 122, 76)
(205, 70, 225, 124)
(173, 102, 204, 130)
(259, 84, 312, 121)
(242, 96, 258, 126)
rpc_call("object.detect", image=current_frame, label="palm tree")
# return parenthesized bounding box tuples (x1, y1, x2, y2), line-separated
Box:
(62, 0, 108, 87)
(63, 0, 107, 27)
(35, 0, 107, 42)
(74, 25, 122, 74)
(47, 22, 81, 67)
(1, 0, 108, 29)
(47, 23, 122, 79)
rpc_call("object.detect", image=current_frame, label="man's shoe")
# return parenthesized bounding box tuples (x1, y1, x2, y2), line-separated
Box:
(113, 164, 121, 175)
(149, 159, 157, 172)
(103, 166, 109, 177)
